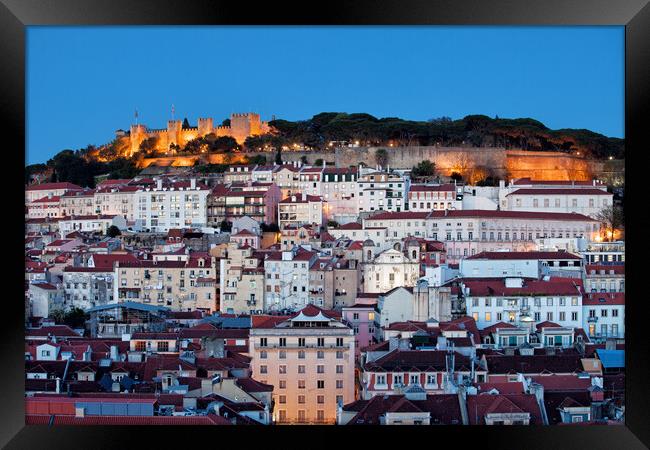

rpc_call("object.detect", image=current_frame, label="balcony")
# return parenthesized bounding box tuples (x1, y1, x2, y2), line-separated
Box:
(254, 343, 349, 350)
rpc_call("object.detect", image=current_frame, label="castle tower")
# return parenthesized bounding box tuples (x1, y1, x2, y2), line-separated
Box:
(129, 124, 148, 155)
(198, 117, 214, 137)
(230, 112, 261, 144)
(167, 120, 182, 147)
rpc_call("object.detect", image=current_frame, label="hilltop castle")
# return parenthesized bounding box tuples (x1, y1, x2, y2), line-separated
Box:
(116, 112, 271, 156)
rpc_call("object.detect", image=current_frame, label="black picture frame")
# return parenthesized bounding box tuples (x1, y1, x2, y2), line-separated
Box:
(4, 0, 648, 448)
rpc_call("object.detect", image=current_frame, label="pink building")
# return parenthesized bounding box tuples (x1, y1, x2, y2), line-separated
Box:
(342, 304, 377, 358)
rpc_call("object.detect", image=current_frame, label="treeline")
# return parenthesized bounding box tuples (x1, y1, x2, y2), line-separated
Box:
(248, 113, 623, 159)
(26, 148, 139, 188)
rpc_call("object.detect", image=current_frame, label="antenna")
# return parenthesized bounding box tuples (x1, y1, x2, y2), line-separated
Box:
(171, 104, 175, 121)
(134, 108, 139, 125)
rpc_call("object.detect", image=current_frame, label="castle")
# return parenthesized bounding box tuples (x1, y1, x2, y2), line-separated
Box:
(117, 112, 271, 155)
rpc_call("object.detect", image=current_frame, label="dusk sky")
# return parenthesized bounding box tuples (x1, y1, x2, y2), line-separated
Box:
(26, 26, 624, 165)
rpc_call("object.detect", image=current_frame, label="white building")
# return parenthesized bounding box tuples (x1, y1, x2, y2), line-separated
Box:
(375, 287, 415, 332)
(134, 178, 210, 232)
(263, 247, 318, 311)
(28, 282, 65, 318)
(60, 189, 96, 217)
(584, 264, 624, 293)
(362, 247, 420, 294)
(582, 292, 624, 340)
(58, 215, 127, 236)
(322, 167, 359, 224)
(459, 251, 584, 279)
(26, 182, 83, 203)
(94, 184, 138, 220)
(408, 184, 461, 211)
(278, 194, 324, 230)
(357, 169, 408, 214)
(461, 277, 583, 330)
(503, 188, 613, 218)
(62, 267, 115, 310)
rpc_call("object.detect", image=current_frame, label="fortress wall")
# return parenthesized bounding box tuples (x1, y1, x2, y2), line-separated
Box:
(138, 146, 623, 183)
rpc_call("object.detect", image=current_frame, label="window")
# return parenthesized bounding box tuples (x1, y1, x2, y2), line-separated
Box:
(547, 298, 553, 307)
(472, 312, 479, 321)
(547, 312, 553, 321)
(336, 338, 344, 346)
(279, 338, 286, 347)
(571, 312, 578, 321)
(317, 395, 325, 404)
(279, 380, 286, 389)
(612, 309, 618, 317)
(317, 410, 325, 421)
(298, 379, 306, 389)
(336, 351, 343, 359)
(559, 312, 566, 321)
(260, 338, 267, 347)
(317, 351, 324, 359)
(336, 380, 344, 389)
(336, 365, 344, 374)
(317, 380, 325, 389)
(534, 312, 541, 321)
(317, 365, 325, 374)
(410, 374, 419, 385)
(317, 338, 325, 347)
(393, 374, 403, 385)
(298, 350, 305, 359)
(157, 341, 169, 352)
(298, 365, 305, 374)
(260, 365, 267, 374)
(279, 350, 286, 359)
(497, 313, 503, 321)
(485, 312, 491, 322)
(601, 309, 608, 317)
(135, 341, 146, 352)
(279, 395, 286, 404)
(376, 375, 386, 385)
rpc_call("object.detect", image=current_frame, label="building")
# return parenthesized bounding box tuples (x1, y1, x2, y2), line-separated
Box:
(263, 247, 318, 311)
(249, 305, 355, 424)
(94, 185, 138, 220)
(460, 251, 584, 279)
(341, 304, 377, 358)
(357, 169, 408, 214)
(322, 168, 359, 224)
(58, 215, 127, 236)
(308, 256, 358, 309)
(461, 276, 583, 330)
(504, 188, 613, 218)
(408, 184, 462, 211)
(134, 179, 210, 232)
(27, 195, 63, 219)
(278, 194, 324, 230)
(219, 242, 265, 314)
(28, 281, 65, 318)
(26, 182, 83, 203)
(59, 189, 96, 217)
(581, 241, 625, 264)
(114, 253, 218, 312)
(584, 264, 624, 293)
(583, 292, 624, 340)
(362, 247, 420, 294)
(62, 267, 115, 310)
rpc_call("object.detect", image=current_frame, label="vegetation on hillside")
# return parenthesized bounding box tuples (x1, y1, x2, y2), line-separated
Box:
(245, 113, 623, 159)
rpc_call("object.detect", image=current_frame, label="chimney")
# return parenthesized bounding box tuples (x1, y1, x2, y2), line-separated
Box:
(302, 193, 306, 202)
(55, 377, 61, 393)
(110, 345, 119, 361)
(156, 179, 163, 190)
(191, 178, 196, 189)
(388, 336, 399, 352)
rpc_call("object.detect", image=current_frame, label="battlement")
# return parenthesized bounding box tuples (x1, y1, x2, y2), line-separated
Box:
(231, 112, 259, 119)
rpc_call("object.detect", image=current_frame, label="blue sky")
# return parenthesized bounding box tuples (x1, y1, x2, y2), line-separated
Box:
(26, 26, 624, 165)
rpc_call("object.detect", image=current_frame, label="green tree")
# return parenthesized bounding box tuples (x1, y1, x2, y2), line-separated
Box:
(411, 160, 436, 178)
(211, 136, 239, 152)
(182, 117, 191, 129)
(314, 158, 324, 167)
(300, 155, 308, 165)
(139, 137, 158, 154)
(375, 148, 388, 168)
(450, 172, 463, 182)
(221, 118, 231, 127)
(275, 148, 283, 165)
(595, 205, 624, 242)
(106, 225, 121, 238)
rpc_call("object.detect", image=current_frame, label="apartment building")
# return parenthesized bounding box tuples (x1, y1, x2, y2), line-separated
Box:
(278, 194, 324, 230)
(249, 305, 355, 424)
(263, 247, 318, 311)
(408, 184, 462, 211)
(219, 242, 265, 314)
(114, 253, 218, 312)
(357, 169, 408, 214)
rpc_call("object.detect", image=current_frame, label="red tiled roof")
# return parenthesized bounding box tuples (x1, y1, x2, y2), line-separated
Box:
(582, 292, 625, 306)
(477, 382, 525, 394)
(485, 354, 583, 375)
(26, 325, 81, 337)
(27, 182, 82, 191)
(585, 264, 625, 275)
(279, 194, 323, 204)
(409, 184, 455, 192)
(90, 253, 139, 269)
(535, 321, 562, 330)
(462, 278, 581, 297)
(365, 350, 473, 372)
(337, 222, 362, 230)
(345, 394, 462, 425)
(506, 188, 611, 196)
(467, 393, 542, 425)
(32, 196, 61, 203)
(367, 211, 430, 221)
(529, 374, 592, 392)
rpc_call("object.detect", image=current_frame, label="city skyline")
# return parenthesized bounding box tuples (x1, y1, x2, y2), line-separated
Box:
(27, 26, 624, 164)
